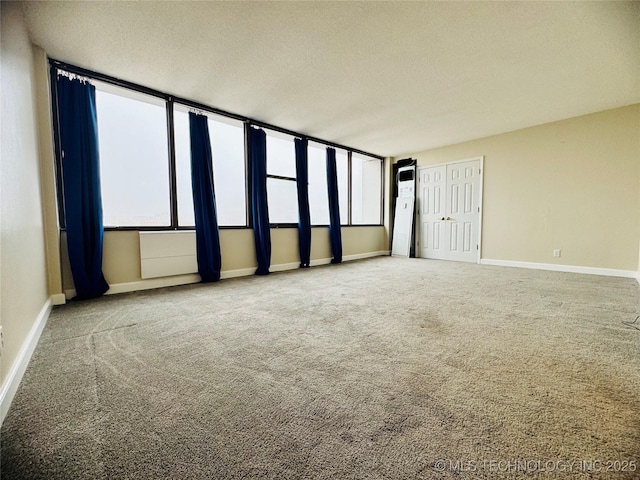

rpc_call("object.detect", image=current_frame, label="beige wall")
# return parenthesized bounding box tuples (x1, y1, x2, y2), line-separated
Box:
(0, 2, 50, 384)
(401, 105, 640, 271)
(62, 226, 387, 292)
(32, 47, 63, 297)
(343, 226, 386, 257)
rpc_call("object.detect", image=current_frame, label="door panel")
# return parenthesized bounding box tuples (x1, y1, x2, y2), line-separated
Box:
(463, 222, 472, 252)
(449, 222, 458, 251)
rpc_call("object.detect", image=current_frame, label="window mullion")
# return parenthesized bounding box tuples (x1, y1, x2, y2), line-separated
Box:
(267, 174, 296, 182)
(348, 150, 353, 226)
(244, 121, 252, 228)
(166, 97, 178, 229)
(50, 65, 67, 229)
(379, 157, 384, 226)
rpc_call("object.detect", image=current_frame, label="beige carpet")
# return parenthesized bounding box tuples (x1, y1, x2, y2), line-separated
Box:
(2, 257, 639, 479)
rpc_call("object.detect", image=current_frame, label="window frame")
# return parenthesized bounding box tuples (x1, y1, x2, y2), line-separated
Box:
(49, 58, 385, 232)
(350, 152, 385, 226)
(92, 81, 174, 228)
(263, 129, 298, 228)
(173, 103, 248, 228)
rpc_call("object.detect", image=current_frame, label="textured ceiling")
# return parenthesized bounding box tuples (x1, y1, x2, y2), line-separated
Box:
(23, 1, 640, 158)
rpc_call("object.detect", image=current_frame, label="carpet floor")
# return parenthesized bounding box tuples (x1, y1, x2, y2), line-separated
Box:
(1, 257, 639, 479)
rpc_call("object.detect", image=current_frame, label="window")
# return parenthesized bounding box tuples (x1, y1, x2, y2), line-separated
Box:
(267, 177, 298, 224)
(95, 83, 170, 227)
(335, 149, 349, 226)
(307, 143, 350, 226)
(266, 130, 298, 224)
(351, 153, 382, 225)
(173, 106, 247, 227)
(53, 63, 385, 232)
(307, 142, 329, 225)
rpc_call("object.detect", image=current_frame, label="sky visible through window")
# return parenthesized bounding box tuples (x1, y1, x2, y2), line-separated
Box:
(308, 143, 329, 225)
(96, 88, 170, 227)
(266, 131, 298, 224)
(352, 154, 382, 224)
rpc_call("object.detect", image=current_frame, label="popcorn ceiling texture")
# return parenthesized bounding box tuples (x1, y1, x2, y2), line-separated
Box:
(2, 257, 639, 479)
(23, 1, 640, 156)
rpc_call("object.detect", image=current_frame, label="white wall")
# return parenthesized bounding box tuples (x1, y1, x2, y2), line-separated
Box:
(0, 2, 51, 422)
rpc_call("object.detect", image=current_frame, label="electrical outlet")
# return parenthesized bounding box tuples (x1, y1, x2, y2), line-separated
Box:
(553, 249, 561, 258)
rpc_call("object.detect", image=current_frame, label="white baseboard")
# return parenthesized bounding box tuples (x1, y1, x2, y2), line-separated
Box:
(480, 259, 637, 279)
(65, 273, 202, 298)
(223, 251, 391, 275)
(344, 250, 391, 262)
(107, 274, 202, 295)
(310, 258, 333, 267)
(220, 267, 255, 279)
(64, 251, 391, 298)
(270, 262, 301, 273)
(0, 297, 53, 426)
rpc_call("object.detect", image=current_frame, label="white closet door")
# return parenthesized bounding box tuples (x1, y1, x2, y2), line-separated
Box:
(419, 165, 447, 260)
(445, 160, 481, 263)
(419, 159, 482, 263)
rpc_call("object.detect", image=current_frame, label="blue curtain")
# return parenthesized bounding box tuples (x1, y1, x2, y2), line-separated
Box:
(57, 75, 109, 299)
(295, 138, 311, 268)
(250, 127, 271, 275)
(189, 113, 222, 282)
(326, 147, 343, 264)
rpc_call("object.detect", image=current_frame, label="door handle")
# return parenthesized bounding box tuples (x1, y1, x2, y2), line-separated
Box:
(440, 217, 445, 221)
(446, 217, 452, 220)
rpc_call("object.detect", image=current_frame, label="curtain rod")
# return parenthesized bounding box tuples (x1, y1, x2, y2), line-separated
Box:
(49, 58, 385, 161)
